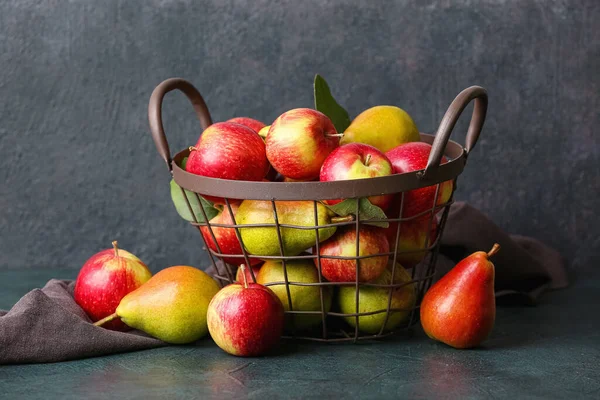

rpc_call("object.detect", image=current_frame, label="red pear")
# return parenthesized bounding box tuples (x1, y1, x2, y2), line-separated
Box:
(420, 244, 500, 349)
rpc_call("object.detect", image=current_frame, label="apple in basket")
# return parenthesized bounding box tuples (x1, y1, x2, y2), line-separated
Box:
(319, 143, 394, 210)
(266, 108, 340, 181)
(74, 241, 152, 330)
(318, 225, 390, 283)
(186, 121, 269, 203)
(384, 215, 439, 268)
(226, 117, 266, 134)
(386, 142, 453, 219)
(235, 263, 263, 283)
(200, 202, 262, 267)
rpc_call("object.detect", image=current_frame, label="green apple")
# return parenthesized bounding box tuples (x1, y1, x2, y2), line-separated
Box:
(338, 263, 416, 334)
(257, 259, 332, 330)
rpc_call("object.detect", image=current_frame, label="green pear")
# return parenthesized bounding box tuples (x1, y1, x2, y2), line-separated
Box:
(338, 263, 416, 334)
(257, 259, 332, 330)
(95, 266, 220, 344)
(341, 105, 420, 152)
(237, 200, 337, 257)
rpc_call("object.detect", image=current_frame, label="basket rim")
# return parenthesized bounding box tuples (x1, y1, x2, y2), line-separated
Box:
(172, 133, 466, 201)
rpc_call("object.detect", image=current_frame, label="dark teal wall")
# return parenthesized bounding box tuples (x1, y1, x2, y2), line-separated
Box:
(0, 0, 598, 272)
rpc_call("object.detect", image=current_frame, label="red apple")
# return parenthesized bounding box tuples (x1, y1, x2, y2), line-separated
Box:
(200, 203, 262, 266)
(226, 117, 266, 134)
(266, 108, 339, 180)
(74, 241, 152, 330)
(235, 263, 262, 283)
(207, 269, 285, 356)
(320, 143, 394, 210)
(384, 216, 439, 268)
(225, 121, 277, 181)
(186, 122, 269, 203)
(318, 226, 390, 282)
(386, 142, 453, 219)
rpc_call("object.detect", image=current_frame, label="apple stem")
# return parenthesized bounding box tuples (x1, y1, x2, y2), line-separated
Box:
(112, 241, 119, 257)
(240, 264, 249, 289)
(364, 154, 372, 166)
(94, 313, 119, 327)
(487, 243, 501, 258)
(188, 146, 198, 152)
(326, 133, 344, 138)
(331, 215, 354, 224)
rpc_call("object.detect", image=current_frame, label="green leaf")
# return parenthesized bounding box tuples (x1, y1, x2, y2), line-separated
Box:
(314, 74, 352, 133)
(323, 198, 389, 228)
(170, 157, 219, 223)
(170, 180, 219, 223)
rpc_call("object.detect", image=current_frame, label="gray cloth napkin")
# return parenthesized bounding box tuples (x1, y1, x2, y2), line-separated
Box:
(0, 202, 567, 364)
(0, 280, 165, 364)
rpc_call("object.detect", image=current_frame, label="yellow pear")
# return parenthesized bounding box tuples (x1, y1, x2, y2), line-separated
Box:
(341, 105, 419, 152)
(257, 259, 332, 330)
(94, 266, 220, 344)
(258, 125, 270, 140)
(338, 263, 416, 334)
(236, 200, 338, 257)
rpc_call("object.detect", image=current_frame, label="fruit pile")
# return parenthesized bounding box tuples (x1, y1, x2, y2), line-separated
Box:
(170, 76, 452, 338)
(76, 76, 496, 357)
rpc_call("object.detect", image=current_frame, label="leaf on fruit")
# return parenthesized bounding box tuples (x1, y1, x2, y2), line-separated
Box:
(314, 74, 352, 133)
(169, 156, 218, 223)
(323, 198, 389, 228)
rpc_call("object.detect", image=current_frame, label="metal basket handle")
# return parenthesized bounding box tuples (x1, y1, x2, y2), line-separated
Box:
(419, 86, 488, 179)
(148, 78, 213, 172)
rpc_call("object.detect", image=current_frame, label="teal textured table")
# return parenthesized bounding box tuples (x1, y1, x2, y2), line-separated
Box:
(1, 268, 598, 399)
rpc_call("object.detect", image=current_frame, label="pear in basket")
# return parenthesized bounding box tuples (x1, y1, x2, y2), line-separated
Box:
(338, 263, 416, 334)
(341, 105, 420, 152)
(236, 200, 341, 257)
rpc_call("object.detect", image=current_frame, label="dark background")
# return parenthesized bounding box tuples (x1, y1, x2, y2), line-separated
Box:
(0, 0, 598, 273)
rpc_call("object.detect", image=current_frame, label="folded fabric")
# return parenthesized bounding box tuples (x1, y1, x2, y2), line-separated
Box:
(0, 280, 165, 364)
(0, 202, 567, 364)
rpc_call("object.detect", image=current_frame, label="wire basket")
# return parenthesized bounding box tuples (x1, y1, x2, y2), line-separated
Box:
(148, 78, 487, 342)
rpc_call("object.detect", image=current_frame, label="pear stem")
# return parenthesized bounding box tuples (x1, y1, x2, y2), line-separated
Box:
(112, 241, 119, 257)
(188, 146, 198, 152)
(331, 215, 354, 224)
(364, 154, 372, 166)
(94, 313, 119, 327)
(326, 133, 344, 138)
(487, 243, 501, 258)
(240, 264, 249, 289)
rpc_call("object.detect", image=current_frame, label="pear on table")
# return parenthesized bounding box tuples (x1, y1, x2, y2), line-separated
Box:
(420, 244, 500, 349)
(94, 266, 220, 344)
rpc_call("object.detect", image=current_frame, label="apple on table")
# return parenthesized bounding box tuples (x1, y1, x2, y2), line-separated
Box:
(207, 266, 285, 357)
(74, 241, 152, 330)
